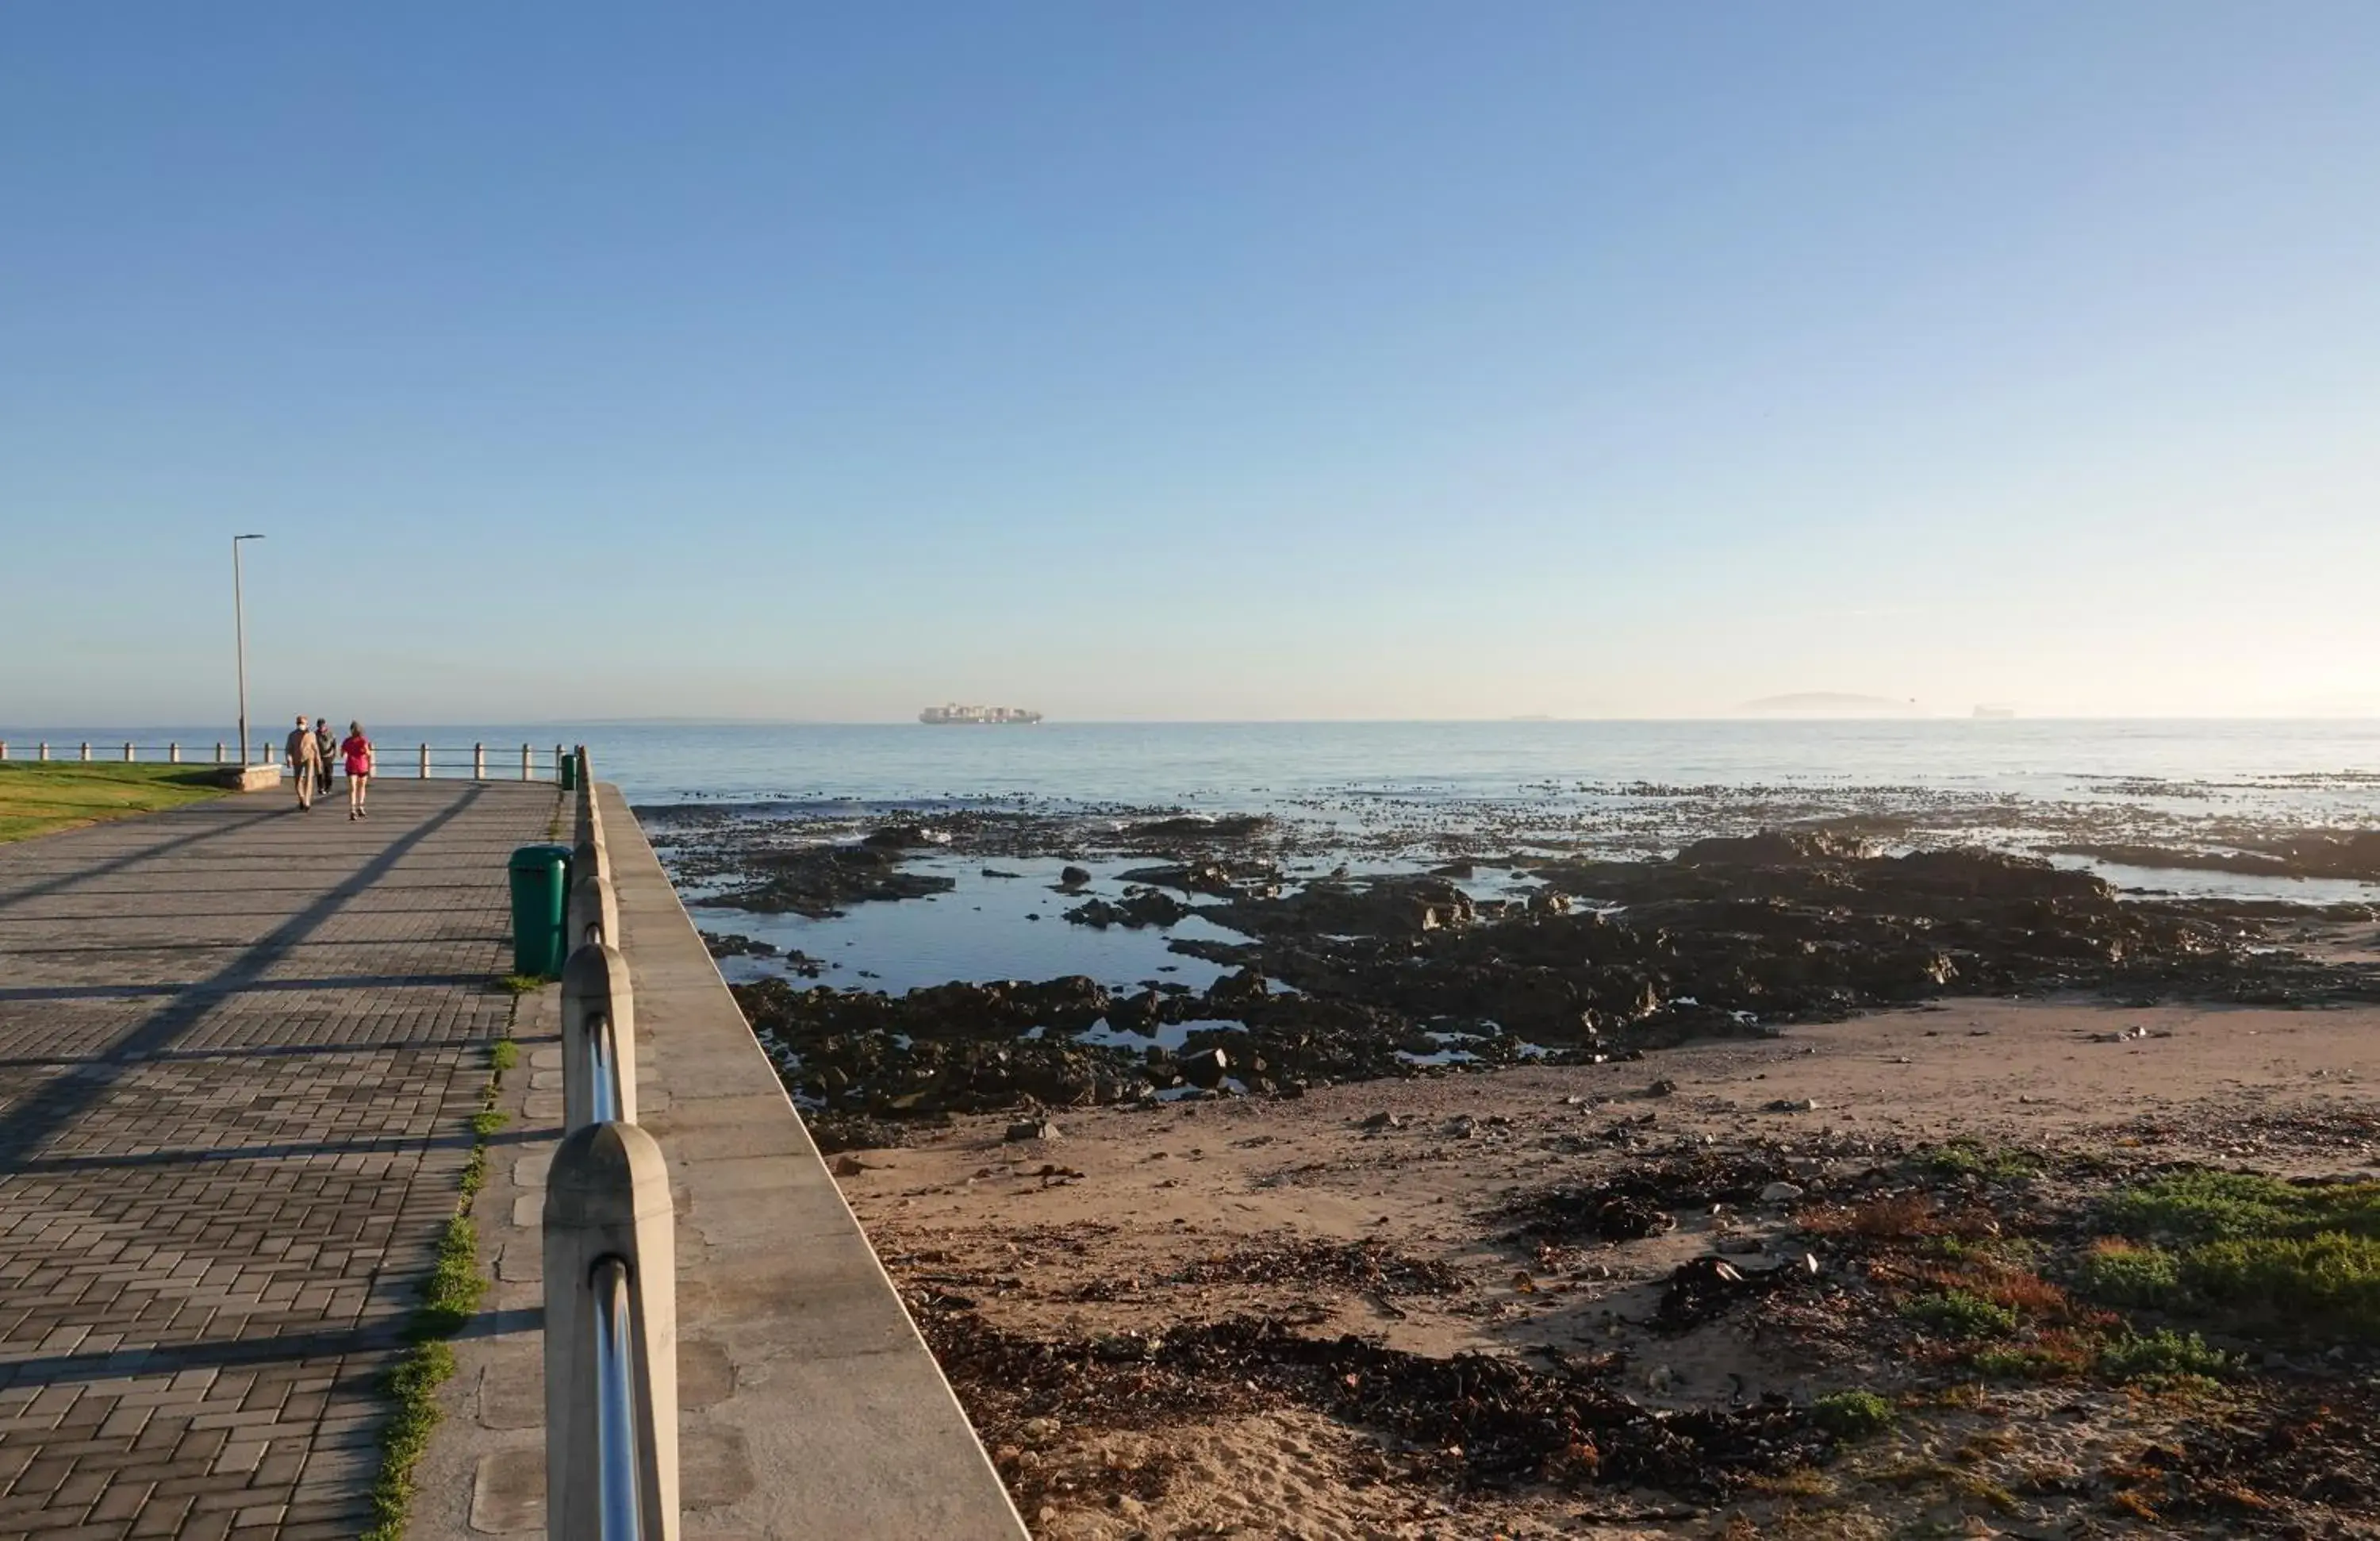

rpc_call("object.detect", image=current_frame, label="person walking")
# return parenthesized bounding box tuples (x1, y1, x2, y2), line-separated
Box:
(315, 718, 337, 797)
(341, 721, 374, 819)
(285, 714, 321, 810)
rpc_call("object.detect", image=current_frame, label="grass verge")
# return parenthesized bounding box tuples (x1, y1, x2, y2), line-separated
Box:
(359, 1031, 516, 1541)
(0, 762, 229, 842)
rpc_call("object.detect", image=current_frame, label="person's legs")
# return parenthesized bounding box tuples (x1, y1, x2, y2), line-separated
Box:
(296, 761, 313, 809)
(351, 773, 368, 816)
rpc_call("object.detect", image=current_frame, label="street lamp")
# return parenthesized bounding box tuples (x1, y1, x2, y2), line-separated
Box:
(232, 534, 265, 764)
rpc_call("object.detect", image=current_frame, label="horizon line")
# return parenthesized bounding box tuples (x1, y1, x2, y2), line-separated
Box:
(8, 712, 2379, 732)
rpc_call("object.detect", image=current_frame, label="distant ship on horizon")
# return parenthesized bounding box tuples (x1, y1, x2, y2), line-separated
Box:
(919, 703, 1044, 725)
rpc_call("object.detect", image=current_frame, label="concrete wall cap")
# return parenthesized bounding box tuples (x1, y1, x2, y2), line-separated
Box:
(561, 941, 628, 999)
(544, 1121, 673, 1228)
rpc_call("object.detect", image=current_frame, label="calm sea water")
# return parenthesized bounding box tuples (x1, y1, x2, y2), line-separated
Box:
(24, 718, 2374, 990)
(13, 719, 2380, 812)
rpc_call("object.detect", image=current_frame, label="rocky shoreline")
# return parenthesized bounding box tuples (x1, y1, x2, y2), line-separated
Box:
(643, 801, 2380, 1154)
(651, 790, 2380, 1537)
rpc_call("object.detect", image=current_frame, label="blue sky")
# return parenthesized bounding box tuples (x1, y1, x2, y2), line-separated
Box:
(4, 2, 2375, 724)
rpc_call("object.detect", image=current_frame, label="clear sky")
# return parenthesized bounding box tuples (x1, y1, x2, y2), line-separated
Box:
(4, 2, 2375, 724)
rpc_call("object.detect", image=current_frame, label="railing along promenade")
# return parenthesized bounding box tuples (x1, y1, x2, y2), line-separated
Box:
(547, 747, 679, 1539)
(416, 750, 1025, 1539)
(0, 739, 578, 781)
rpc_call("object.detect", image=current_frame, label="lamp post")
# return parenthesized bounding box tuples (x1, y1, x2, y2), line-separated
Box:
(232, 534, 265, 764)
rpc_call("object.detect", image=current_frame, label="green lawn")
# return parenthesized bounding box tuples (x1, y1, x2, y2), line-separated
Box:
(0, 762, 232, 843)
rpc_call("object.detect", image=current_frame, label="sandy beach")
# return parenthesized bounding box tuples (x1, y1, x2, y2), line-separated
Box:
(835, 988, 2380, 1539)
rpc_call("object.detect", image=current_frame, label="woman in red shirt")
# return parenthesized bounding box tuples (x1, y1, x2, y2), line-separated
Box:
(341, 721, 374, 819)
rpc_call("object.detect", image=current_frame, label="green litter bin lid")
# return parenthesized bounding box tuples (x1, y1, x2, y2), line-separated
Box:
(510, 844, 573, 870)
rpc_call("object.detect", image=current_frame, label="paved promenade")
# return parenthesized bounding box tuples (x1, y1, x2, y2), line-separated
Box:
(0, 782, 559, 1539)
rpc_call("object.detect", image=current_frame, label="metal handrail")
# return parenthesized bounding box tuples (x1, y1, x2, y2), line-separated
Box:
(585, 1011, 624, 1124)
(591, 1255, 647, 1541)
(0, 739, 577, 781)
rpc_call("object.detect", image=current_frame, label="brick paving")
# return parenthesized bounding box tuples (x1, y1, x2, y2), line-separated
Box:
(0, 782, 561, 1539)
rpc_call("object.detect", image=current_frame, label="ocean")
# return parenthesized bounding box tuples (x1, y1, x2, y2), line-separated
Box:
(14, 717, 2380, 814)
(17, 717, 2377, 992)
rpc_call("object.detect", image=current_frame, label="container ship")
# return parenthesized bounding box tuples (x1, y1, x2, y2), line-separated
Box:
(919, 704, 1043, 724)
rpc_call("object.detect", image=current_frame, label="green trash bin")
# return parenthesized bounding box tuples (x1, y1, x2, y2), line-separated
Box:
(508, 844, 573, 978)
(559, 752, 580, 792)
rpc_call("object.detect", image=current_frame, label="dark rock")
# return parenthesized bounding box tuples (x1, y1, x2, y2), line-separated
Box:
(1204, 967, 1270, 1012)
(1674, 829, 1874, 867)
(712, 842, 954, 917)
(1107, 989, 1165, 1033)
(1006, 1116, 1061, 1142)
(700, 932, 779, 959)
(1064, 889, 1192, 930)
(1058, 866, 1092, 888)
(1179, 1047, 1231, 1089)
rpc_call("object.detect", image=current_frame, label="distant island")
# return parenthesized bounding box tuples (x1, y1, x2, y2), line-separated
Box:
(1737, 693, 1927, 718)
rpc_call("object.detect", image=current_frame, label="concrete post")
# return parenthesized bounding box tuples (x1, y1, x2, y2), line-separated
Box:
(474, 743, 486, 781)
(0, 742, 7, 761)
(214, 742, 224, 764)
(569, 870, 621, 953)
(555, 744, 565, 782)
(543, 1121, 679, 1541)
(419, 743, 431, 779)
(560, 943, 637, 1132)
(124, 742, 135, 763)
(39, 743, 51, 762)
(79, 743, 90, 762)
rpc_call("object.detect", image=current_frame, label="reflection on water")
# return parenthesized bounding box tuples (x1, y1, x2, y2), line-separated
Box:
(694, 855, 1241, 994)
(2050, 856, 2380, 908)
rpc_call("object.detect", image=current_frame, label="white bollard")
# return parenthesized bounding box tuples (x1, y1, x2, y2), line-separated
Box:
(474, 743, 486, 780)
(560, 943, 637, 1132)
(215, 742, 225, 765)
(521, 742, 532, 782)
(543, 1121, 679, 1541)
(124, 742, 135, 763)
(39, 743, 51, 762)
(79, 743, 90, 762)
(169, 743, 181, 763)
(420, 743, 431, 779)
